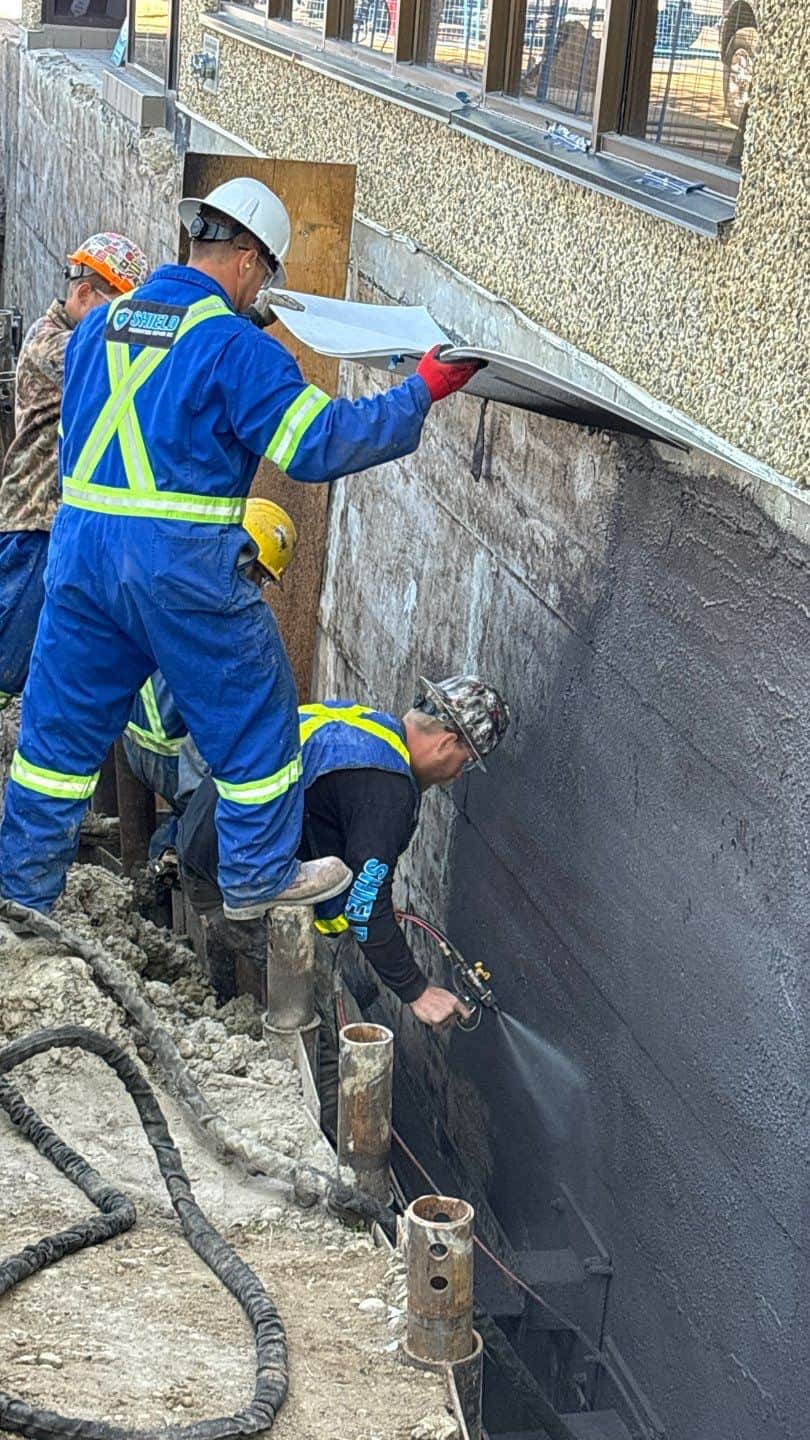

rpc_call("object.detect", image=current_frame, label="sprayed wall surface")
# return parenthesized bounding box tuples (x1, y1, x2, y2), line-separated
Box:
(176, 1, 809, 486)
(313, 259, 809, 1438)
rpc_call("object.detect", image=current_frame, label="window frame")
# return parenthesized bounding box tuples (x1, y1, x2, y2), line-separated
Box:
(127, 0, 181, 92)
(216, 0, 746, 204)
(41, 0, 126, 28)
(593, 0, 742, 199)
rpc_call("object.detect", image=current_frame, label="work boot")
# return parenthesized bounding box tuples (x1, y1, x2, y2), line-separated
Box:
(222, 856, 352, 921)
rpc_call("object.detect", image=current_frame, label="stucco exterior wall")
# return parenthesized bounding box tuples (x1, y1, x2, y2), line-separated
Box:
(175, 2, 808, 486)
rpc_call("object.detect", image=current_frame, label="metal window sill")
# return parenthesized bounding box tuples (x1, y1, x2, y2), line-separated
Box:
(204, 11, 735, 238)
(102, 64, 166, 128)
(21, 24, 120, 51)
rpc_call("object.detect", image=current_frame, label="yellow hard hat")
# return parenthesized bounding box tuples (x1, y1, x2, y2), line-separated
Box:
(244, 498, 297, 582)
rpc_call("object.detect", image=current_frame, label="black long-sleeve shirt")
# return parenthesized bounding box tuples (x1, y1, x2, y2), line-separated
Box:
(176, 768, 427, 1003)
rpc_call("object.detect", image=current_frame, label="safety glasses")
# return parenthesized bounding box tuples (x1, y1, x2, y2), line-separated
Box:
(445, 726, 478, 774)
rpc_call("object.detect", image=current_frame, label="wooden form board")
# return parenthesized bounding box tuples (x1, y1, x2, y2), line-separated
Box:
(179, 155, 356, 701)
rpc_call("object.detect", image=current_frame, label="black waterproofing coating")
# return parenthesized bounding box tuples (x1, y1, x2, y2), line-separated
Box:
(0, 1025, 288, 1440)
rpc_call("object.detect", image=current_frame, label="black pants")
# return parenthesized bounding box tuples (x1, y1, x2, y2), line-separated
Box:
(181, 866, 266, 1004)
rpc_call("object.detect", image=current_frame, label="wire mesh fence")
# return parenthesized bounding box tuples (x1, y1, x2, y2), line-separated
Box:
(291, 0, 327, 30)
(351, 0, 397, 53)
(643, 1, 753, 166)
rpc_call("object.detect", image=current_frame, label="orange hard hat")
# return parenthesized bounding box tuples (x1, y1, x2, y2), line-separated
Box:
(65, 232, 150, 295)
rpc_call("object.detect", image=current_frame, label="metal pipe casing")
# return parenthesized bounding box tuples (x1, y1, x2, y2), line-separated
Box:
(405, 1194, 474, 1363)
(337, 1023, 393, 1204)
(91, 747, 119, 818)
(113, 738, 155, 872)
(404, 1330, 484, 1440)
(266, 905, 316, 1031)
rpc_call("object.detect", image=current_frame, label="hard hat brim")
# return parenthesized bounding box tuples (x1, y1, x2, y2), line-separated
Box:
(178, 196, 208, 233)
(417, 675, 487, 773)
(64, 251, 136, 295)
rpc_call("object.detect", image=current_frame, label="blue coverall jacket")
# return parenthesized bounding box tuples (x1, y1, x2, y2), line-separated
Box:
(0, 265, 432, 912)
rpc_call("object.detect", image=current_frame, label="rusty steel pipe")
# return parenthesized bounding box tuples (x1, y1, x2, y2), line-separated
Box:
(91, 746, 119, 817)
(337, 1023, 393, 1204)
(266, 905, 316, 1031)
(404, 1194, 475, 1364)
(263, 906, 320, 1071)
(113, 737, 155, 873)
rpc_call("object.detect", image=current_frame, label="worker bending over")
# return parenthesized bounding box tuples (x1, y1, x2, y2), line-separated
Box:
(0, 177, 481, 917)
(0, 233, 149, 709)
(176, 676, 509, 1132)
(122, 496, 298, 855)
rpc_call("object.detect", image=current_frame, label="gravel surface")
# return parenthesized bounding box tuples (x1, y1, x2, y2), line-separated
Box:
(0, 866, 455, 1439)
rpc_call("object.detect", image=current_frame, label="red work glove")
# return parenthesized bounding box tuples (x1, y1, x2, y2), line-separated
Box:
(416, 345, 485, 403)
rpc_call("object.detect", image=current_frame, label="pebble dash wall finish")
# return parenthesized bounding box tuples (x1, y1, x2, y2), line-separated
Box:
(177, 0, 809, 486)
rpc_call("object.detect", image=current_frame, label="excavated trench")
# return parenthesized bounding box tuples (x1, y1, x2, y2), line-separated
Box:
(0, 863, 456, 1440)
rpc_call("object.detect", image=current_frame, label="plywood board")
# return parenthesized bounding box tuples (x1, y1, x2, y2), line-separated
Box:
(180, 155, 356, 700)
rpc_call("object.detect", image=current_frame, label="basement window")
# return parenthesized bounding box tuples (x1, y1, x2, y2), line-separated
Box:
(41, 0, 126, 25)
(212, 0, 755, 230)
(350, 0, 397, 54)
(515, 1, 603, 119)
(128, 0, 179, 88)
(606, 0, 752, 173)
(417, 0, 490, 84)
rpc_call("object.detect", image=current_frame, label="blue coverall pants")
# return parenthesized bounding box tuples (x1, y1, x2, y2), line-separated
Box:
(0, 507, 302, 912)
(0, 530, 50, 703)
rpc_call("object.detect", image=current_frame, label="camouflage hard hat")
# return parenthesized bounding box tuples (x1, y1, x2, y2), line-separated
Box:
(414, 674, 510, 773)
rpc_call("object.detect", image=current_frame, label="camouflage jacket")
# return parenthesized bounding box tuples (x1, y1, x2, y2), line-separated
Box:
(0, 299, 75, 532)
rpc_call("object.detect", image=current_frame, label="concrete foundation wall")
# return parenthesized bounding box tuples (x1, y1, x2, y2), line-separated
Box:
(314, 251, 809, 1440)
(0, 24, 180, 325)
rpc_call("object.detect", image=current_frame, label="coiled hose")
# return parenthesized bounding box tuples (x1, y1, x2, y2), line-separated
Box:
(0, 1024, 288, 1439)
(0, 898, 396, 1242)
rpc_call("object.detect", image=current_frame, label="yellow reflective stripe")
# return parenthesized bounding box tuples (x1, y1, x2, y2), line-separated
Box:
(298, 704, 411, 766)
(10, 750, 99, 801)
(73, 345, 165, 486)
(265, 385, 330, 472)
(140, 677, 167, 741)
(73, 294, 231, 490)
(125, 722, 185, 757)
(107, 343, 154, 495)
(62, 480, 245, 525)
(314, 915, 349, 935)
(213, 754, 302, 806)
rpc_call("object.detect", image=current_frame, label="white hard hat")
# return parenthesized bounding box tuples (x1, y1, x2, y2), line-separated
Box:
(179, 178, 291, 287)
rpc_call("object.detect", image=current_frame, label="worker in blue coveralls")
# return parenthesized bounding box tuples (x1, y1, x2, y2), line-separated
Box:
(122, 496, 299, 857)
(0, 176, 482, 919)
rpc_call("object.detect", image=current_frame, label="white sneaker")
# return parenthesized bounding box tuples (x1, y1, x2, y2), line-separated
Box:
(223, 857, 352, 921)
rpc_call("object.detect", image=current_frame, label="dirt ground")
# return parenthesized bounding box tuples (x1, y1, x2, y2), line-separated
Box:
(0, 867, 456, 1440)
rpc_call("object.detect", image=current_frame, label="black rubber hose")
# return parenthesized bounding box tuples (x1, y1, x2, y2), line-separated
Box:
(0, 1025, 288, 1440)
(0, 898, 397, 1244)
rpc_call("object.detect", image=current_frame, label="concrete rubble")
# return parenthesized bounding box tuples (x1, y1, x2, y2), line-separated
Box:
(0, 865, 458, 1439)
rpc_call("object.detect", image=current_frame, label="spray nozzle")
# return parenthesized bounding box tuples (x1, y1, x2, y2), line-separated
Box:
(452, 954, 499, 1020)
(395, 910, 499, 1032)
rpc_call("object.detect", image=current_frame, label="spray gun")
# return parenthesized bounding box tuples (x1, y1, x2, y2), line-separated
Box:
(451, 953, 499, 1025)
(396, 911, 499, 1032)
